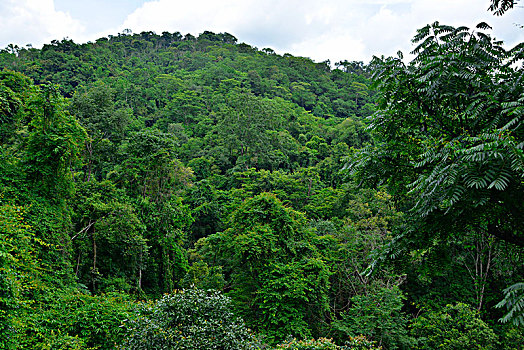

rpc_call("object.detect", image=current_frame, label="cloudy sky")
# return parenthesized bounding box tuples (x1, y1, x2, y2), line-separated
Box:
(1, 0, 522, 63)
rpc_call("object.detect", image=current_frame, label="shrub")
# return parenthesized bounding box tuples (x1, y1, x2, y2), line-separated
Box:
(343, 335, 383, 350)
(501, 327, 524, 350)
(121, 287, 257, 349)
(14, 290, 132, 349)
(332, 286, 412, 349)
(410, 303, 499, 349)
(273, 336, 381, 350)
(274, 337, 339, 350)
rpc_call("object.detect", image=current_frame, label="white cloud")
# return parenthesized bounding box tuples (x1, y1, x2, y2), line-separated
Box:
(117, 0, 366, 61)
(117, 0, 524, 63)
(1, 0, 523, 63)
(359, 0, 524, 58)
(290, 32, 367, 63)
(0, 0, 86, 49)
(120, 1, 314, 46)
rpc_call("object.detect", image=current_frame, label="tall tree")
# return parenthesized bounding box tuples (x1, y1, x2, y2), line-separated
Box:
(196, 193, 330, 342)
(350, 22, 523, 248)
(24, 84, 87, 197)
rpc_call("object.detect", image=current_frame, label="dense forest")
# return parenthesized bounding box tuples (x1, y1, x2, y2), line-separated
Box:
(0, 3, 523, 349)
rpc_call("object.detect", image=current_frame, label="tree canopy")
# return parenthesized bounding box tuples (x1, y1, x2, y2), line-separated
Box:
(0, 19, 522, 350)
(350, 22, 523, 248)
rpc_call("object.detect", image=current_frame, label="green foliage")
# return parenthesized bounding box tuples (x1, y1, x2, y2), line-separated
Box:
(0, 203, 41, 350)
(411, 303, 499, 349)
(350, 22, 524, 247)
(197, 193, 330, 342)
(333, 287, 412, 350)
(254, 258, 331, 341)
(14, 290, 133, 350)
(179, 260, 226, 289)
(342, 336, 383, 350)
(273, 336, 381, 350)
(107, 128, 195, 294)
(121, 288, 256, 349)
(2, 22, 521, 349)
(346, 21, 523, 347)
(327, 187, 406, 340)
(501, 327, 524, 350)
(71, 81, 131, 141)
(217, 88, 284, 169)
(71, 180, 147, 293)
(496, 282, 524, 326)
(70, 81, 132, 181)
(24, 84, 87, 197)
(275, 337, 341, 350)
(0, 69, 31, 143)
(3, 36, 373, 347)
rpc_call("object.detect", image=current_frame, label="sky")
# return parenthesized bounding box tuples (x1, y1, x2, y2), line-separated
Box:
(0, 0, 523, 63)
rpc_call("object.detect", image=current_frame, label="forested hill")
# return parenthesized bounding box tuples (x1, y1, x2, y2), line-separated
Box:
(0, 28, 522, 349)
(2, 30, 375, 177)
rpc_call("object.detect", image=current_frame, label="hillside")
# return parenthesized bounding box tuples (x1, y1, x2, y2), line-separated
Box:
(0, 28, 522, 349)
